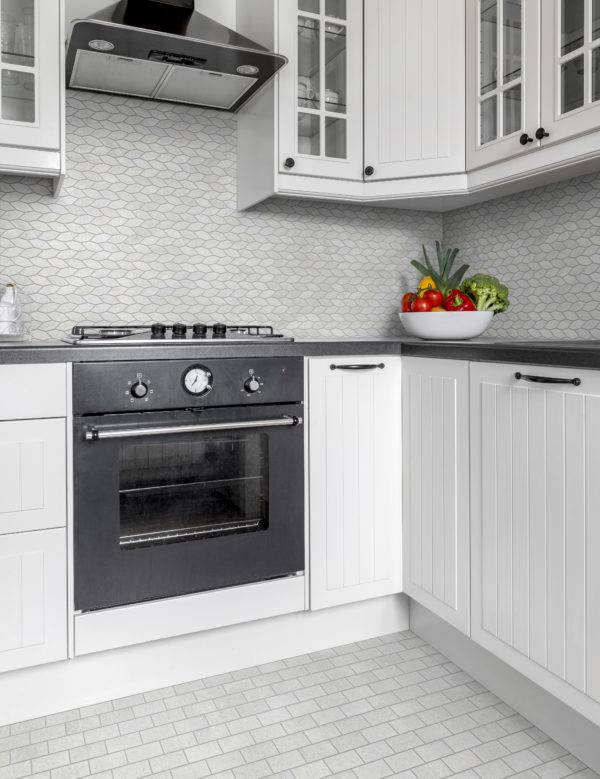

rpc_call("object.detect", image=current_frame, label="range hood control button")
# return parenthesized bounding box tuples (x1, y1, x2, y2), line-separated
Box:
(131, 380, 149, 398)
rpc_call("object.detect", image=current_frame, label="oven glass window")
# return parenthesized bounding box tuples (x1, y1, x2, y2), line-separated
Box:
(119, 433, 269, 548)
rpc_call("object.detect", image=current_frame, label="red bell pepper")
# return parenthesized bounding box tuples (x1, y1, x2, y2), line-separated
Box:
(443, 289, 476, 311)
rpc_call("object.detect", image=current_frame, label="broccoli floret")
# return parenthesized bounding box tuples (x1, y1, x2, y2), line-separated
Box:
(460, 274, 510, 314)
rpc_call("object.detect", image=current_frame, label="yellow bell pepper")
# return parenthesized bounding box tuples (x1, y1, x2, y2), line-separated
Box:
(417, 276, 436, 297)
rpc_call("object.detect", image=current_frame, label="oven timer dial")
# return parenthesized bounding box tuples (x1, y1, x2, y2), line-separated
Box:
(183, 365, 213, 396)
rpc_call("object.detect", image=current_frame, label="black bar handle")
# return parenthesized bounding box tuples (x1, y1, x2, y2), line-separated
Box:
(330, 363, 385, 371)
(515, 372, 581, 387)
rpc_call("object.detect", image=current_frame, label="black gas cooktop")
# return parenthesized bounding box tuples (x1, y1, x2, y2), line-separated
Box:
(63, 323, 294, 345)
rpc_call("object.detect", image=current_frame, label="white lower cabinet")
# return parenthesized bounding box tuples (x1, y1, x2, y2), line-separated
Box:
(0, 528, 67, 673)
(401, 357, 470, 634)
(308, 356, 402, 610)
(470, 362, 600, 708)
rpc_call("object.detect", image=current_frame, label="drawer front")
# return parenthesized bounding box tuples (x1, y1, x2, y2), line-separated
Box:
(0, 363, 67, 420)
(0, 528, 67, 673)
(0, 418, 66, 534)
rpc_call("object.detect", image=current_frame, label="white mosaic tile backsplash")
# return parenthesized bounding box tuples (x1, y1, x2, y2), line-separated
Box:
(0, 91, 441, 341)
(443, 172, 600, 340)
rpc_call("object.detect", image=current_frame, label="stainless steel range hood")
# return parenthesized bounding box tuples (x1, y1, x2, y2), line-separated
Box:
(66, 0, 287, 112)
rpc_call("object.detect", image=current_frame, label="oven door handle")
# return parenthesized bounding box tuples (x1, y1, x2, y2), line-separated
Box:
(84, 415, 303, 441)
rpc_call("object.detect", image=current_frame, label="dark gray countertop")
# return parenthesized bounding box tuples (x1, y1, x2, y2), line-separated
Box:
(3, 336, 600, 369)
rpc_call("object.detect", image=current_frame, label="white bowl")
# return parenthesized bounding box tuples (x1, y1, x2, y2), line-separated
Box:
(398, 311, 494, 340)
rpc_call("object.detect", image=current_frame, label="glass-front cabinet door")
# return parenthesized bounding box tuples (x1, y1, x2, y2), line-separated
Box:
(466, 0, 540, 169)
(540, 0, 600, 144)
(277, 0, 363, 180)
(0, 0, 59, 150)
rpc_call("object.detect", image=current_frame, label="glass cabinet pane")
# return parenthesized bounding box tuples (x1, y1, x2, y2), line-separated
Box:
(326, 0, 346, 19)
(298, 113, 320, 154)
(1, 70, 34, 122)
(561, 55, 584, 113)
(503, 83, 521, 135)
(503, 0, 521, 83)
(480, 96, 497, 144)
(593, 47, 600, 101)
(299, 0, 319, 13)
(561, 0, 584, 55)
(298, 17, 320, 110)
(1, 0, 35, 67)
(325, 116, 346, 157)
(325, 24, 346, 113)
(594, 0, 600, 40)
(480, 0, 498, 95)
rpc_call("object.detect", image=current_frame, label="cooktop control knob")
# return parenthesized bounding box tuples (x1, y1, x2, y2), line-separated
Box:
(244, 377, 261, 393)
(213, 322, 227, 338)
(193, 323, 207, 337)
(172, 323, 187, 337)
(151, 322, 166, 337)
(131, 380, 148, 398)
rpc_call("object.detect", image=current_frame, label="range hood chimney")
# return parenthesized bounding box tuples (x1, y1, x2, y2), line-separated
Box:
(66, 0, 287, 112)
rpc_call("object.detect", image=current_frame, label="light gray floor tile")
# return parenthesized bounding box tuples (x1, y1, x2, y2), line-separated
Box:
(3, 631, 597, 779)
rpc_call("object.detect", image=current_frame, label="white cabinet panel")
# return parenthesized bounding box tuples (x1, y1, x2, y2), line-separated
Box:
(471, 362, 600, 704)
(0, 418, 66, 534)
(0, 528, 67, 672)
(0, 363, 67, 420)
(402, 357, 470, 634)
(308, 356, 402, 609)
(364, 0, 466, 179)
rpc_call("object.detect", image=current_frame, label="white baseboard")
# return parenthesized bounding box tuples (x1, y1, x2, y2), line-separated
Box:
(1, 594, 408, 727)
(410, 600, 600, 774)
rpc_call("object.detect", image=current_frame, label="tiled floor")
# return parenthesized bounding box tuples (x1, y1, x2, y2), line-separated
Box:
(1, 631, 597, 779)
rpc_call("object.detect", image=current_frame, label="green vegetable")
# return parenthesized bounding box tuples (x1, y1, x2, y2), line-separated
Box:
(460, 274, 510, 314)
(411, 241, 470, 297)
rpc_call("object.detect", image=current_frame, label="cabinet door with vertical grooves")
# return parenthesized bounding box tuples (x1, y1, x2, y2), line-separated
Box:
(470, 361, 600, 711)
(401, 357, 470, 634)
(308, 355, 402, 609)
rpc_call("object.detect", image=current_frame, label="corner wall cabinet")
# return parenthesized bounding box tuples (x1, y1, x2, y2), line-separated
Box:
(401, 357, 470, 635)
(308, 355, 402, 609)
(470, 361, 600, 715)
(0, 363, 68, 675)
(0, 0, 64, 185)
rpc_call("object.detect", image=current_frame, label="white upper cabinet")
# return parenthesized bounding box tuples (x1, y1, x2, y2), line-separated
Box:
(364, 0, 466, 180)
(308, 356, 402, 610)
(0, 0, 63, 180)
(540, 0, 600, 144)
(466, 0, 540, 169)
(402, 357, 470, 635)
(278, 0, 364, 180)
(471, 362, 600, 711)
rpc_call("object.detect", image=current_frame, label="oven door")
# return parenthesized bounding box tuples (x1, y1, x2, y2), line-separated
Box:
(73, 404, 304, 611)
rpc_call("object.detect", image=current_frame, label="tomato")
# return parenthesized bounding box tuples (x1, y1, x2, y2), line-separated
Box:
(423, 289, 443, 307)
(402, 292, 415, 312)
(412, 297, 432, 312)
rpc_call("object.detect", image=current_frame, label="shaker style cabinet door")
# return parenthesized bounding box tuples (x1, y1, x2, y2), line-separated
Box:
(0, 0, 61, 150)
(0, 418, 67, 535)
(466, 0, 540, 170)
(277, 0, 364, 180)
(540, 0, 600, 145)
(364, 0, 466, 180)
(308, 356, 402, 610)
(471, 362, 600, 708)
(0, 528, 67, 673)
(402, 357, 470, 635)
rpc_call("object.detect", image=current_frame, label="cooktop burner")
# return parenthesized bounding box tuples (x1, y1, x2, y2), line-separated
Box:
(63, 323, 294, 345)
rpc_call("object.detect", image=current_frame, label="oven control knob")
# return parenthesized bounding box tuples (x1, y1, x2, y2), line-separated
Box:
(244, 377, 260, 393)
(131, 380, 149, 398)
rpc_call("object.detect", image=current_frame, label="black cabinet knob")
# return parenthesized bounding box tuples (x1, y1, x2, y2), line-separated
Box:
(284, 157, 295, 168)
(519, 133, 534, 145)
(535, 127, 550, 140)
(364, 165, 375, 176)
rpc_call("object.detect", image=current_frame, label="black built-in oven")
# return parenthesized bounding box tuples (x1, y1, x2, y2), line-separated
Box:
(72, 357, 304, 612)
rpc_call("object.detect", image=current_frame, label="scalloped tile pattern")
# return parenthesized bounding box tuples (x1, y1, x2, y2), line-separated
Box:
(0, 91, 441, 341)
(443, 173, 600, 339)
